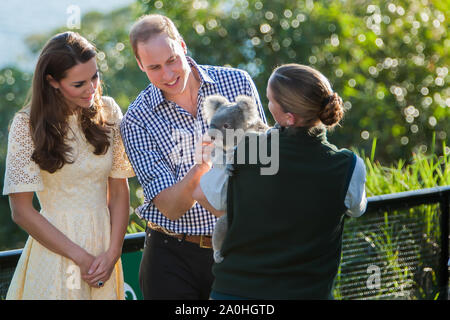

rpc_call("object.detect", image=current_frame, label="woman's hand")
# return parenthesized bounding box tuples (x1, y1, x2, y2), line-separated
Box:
(82, 249, 120, 288)
(75, 250, 96, 280)
(9, 192, 101, 285)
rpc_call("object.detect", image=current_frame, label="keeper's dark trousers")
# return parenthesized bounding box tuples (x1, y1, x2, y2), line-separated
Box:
(139, 228, 215, 300)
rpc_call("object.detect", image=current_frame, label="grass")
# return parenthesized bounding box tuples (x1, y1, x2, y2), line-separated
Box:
(362, 136, 449, 196)
(334, 137, 449, 300)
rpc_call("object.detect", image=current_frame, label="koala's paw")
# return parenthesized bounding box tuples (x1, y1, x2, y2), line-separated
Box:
(225, 164, 235, 176)
(214, 250, 224, 263)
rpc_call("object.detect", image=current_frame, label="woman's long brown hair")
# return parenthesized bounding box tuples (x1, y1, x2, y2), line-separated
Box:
(26, 31, 111, 173)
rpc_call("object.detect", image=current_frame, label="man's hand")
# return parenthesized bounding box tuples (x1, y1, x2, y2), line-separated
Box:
(194, 133, 214, 168)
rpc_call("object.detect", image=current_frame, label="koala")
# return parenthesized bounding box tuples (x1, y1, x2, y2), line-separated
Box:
(202, 95, 269, 263)
(204, 95, 268, 164)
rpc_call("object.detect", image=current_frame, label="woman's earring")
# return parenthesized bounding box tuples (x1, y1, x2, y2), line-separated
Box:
(286, 115, 294, 127)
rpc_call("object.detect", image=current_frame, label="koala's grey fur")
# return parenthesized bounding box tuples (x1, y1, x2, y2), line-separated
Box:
(203, 95, 269, 263)
(204, 95, 268, 151)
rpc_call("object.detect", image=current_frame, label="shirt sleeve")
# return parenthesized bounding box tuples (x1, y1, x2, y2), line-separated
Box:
(103, 97, 135, 179)
(120, 113, 176, 203)
(200, 166, 229, 211)
(345, 155, 368, 217)
(3, 112, 44, 195)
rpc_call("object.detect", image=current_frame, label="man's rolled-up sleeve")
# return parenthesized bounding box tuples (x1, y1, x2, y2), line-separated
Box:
(120, 115, 176, 204)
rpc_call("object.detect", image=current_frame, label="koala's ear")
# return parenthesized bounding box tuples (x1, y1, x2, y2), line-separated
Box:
(236, 95, 258, 123)
(203, 95, 229, 123)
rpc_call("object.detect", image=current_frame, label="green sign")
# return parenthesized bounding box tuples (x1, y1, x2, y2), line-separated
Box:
(121, 250, 143, 300)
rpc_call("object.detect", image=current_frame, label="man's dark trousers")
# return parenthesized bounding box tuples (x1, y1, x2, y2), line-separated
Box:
(139, 228, 215, 299)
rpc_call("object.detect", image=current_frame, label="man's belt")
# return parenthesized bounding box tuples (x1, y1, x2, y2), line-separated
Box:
(147, 221, 212, 249)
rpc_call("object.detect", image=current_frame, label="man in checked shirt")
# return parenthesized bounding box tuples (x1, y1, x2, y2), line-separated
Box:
(120, 14, 266, 299)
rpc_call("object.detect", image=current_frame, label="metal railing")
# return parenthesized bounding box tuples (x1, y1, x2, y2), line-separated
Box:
(336, 186, 449, 299)
(364, 186, 449, 300)
(1, 186, 449, 300)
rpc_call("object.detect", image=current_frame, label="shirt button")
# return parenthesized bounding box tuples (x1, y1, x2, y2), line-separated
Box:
(164, 240, 168, 244)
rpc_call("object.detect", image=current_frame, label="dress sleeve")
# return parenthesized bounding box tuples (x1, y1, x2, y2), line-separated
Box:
(344, 155, 367, 217)
(103, 97, 135, 179)
(3, 112, 44, 195)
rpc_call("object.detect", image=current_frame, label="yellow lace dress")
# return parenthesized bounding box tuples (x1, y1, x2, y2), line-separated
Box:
(2, 96, 135, 300)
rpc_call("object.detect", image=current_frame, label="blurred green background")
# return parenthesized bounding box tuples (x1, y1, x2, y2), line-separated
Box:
(0, 0, 448, 250)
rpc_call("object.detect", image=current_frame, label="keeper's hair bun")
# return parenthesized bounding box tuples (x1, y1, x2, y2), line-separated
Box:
(318, 92, 344, 127)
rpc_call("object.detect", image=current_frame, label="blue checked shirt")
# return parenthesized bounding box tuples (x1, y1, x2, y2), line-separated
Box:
(120, 57, 267, 235)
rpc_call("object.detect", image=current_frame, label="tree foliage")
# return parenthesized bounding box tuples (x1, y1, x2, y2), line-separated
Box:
(19, 0, 450, 161)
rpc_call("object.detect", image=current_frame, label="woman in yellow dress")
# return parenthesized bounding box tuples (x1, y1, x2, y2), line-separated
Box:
(2, 31, 134, 299)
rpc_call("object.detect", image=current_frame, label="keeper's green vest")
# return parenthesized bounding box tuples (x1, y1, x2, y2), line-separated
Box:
(212, 126, 356, 299)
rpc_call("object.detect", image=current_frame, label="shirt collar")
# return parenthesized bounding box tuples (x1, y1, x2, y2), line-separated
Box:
(187, 56, 216, 85)
(144, 56, 216, 112)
